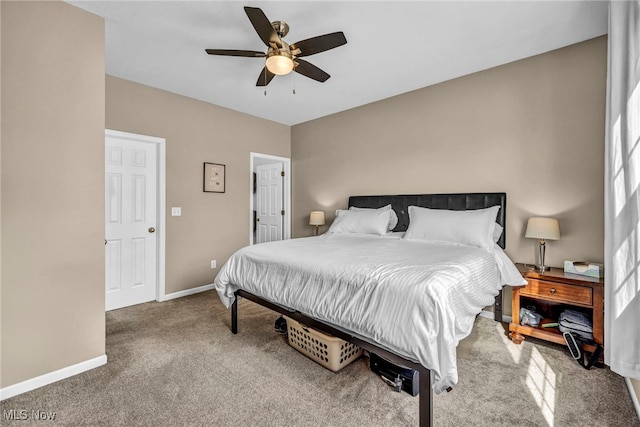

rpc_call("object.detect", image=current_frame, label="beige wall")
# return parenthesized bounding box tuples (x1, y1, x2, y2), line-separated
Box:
(1, 1, 105, 387)
(106, 76, 290, 294)
(292, 37, 606, 268)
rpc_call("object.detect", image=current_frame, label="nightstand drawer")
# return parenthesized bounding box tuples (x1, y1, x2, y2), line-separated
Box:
(520, 280, 592, 306)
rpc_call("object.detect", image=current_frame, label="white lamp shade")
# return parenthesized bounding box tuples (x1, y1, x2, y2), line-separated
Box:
(266, 54, 294, 75)
(525, 217, 560, 240)
(309, 211, 325, 226)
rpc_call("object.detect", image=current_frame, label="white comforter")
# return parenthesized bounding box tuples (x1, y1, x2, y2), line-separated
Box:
(214, 233, 524, 394)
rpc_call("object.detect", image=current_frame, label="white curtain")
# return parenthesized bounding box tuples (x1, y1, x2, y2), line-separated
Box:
(604, 0, 640, 379)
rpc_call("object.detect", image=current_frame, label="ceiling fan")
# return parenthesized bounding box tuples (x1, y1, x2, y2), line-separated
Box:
(205, 6, 347, 87)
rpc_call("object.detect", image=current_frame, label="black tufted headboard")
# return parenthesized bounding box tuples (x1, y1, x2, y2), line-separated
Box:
(348, 192, 507, 249)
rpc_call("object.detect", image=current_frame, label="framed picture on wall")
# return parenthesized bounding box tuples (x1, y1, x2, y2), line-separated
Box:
(203, 162, 225, 193)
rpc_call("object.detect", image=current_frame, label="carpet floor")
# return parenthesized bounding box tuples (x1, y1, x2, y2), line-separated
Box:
(1, 290, 638, 426)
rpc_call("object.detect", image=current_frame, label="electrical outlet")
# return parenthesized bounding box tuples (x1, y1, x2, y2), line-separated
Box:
(210, 260, 217, 269)
(171, 207, 182, 217)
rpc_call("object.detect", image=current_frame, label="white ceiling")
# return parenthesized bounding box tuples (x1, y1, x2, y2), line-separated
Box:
(68, 1, 608, 126)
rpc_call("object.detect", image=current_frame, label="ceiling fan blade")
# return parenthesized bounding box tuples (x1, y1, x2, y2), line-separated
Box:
(294, 59, 330, 83)
(205, 49, 266, 58)
(256, 67, 276, 87)
(244, 6, 282, 48)
(290, 32, 347, 57)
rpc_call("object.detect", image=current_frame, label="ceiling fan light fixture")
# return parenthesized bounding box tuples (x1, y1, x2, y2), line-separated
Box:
(266, 51, 294, 75)
(206, 7, 347, 86)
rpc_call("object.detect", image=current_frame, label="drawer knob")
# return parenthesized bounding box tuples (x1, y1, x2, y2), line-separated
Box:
(550, 288, 557, 294)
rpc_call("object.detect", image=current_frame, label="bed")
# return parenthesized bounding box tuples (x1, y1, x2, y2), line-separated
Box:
(214, 192, 524, 427)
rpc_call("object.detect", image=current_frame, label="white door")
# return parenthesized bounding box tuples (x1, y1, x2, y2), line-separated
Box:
(105, 135, 157, 310)
(256, 163, 283, 244)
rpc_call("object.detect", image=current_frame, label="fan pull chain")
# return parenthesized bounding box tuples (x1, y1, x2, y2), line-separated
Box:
(292, 73, 296, 95)
(263, 68, 268, 96)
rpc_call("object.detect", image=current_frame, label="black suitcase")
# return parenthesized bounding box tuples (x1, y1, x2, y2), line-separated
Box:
(370, 352, 419, 396)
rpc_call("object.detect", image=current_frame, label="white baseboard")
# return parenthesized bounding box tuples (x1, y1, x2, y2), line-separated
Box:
(479, 309, 512, 324)
(626, 377, 640, 422)
(0, 354, 107, 401)
(161, 283, 215, 302)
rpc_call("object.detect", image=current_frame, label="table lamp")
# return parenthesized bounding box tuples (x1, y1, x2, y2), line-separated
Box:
(525, 217, 560, 271)
(309, 211, 325, 236)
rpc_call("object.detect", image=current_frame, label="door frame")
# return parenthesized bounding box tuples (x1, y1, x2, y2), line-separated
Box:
(105, 129, 167, 304)
(249, 152, 291, 245)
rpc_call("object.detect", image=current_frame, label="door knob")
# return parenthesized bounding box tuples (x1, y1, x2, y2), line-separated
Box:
(148, 227, 156, 233)
(256, 218, 260, 222)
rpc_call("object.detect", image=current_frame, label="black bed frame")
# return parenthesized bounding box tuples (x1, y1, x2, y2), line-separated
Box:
(230, 192, 507, 427)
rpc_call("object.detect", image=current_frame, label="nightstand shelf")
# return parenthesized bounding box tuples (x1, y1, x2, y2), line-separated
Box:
(509, 263, 604, 354)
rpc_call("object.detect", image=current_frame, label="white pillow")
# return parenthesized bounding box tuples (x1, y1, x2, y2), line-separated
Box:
(403, 205, 500, 250)
(493, 223, 504, 243)
(327, 209, 390, 235)
(349, 204, 399, 231)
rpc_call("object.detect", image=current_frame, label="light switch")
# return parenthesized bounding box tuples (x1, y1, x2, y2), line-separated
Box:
(171, 207, 182, 217)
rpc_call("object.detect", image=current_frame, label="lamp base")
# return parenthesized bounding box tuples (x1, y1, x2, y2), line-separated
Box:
(523, 263, 552, 272)
(536, 240, 551, 273)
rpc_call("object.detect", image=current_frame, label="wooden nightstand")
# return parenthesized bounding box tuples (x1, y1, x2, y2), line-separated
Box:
(509, 263, 604, 354)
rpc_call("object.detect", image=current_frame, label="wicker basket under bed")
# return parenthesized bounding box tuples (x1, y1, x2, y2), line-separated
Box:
(284, 316, 362, 372)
